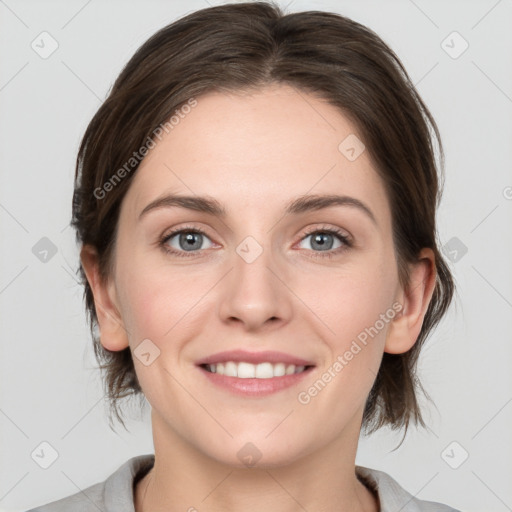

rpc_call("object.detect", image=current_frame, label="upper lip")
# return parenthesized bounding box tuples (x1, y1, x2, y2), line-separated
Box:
(196, 350, 315, 367)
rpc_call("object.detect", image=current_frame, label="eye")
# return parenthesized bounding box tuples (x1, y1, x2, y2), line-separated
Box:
(297, 226, 352, 258)
(160, 225, 214, 258)
(159, 224, 353, 259)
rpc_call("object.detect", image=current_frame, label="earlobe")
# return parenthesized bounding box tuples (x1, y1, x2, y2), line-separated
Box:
(80, 245, 130, 351)
(384, 248, 437, 355)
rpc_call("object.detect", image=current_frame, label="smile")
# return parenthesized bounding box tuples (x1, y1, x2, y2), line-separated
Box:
(202, 361, 311, 379)
(196, 350, 316, 396)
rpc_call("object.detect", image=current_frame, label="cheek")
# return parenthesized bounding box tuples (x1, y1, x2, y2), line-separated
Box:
(295, 267, 395, 420)
(115, 251, 206, 345)
(306, 258, 397, 345)
(298, 251, 398, 405)
(115, 264, 207, 401)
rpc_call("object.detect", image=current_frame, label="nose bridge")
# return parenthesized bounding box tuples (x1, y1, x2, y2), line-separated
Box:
(218, 231, 292, 329)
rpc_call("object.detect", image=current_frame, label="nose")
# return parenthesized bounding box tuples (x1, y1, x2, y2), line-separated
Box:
(218, 242, 293, 332)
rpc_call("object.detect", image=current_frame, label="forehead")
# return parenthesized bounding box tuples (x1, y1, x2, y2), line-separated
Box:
(122, 84, 391, 226)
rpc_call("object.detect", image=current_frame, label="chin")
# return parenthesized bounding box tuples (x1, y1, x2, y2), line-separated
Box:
(202, 434, 310, 470)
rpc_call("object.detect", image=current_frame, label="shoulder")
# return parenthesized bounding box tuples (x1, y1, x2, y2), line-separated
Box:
(26, 454, 155, 512)
(356, 465, 463, 512)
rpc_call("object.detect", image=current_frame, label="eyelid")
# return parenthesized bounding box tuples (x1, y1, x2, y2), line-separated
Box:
(293, 224, 353, 257)
(159, 223, 350, 244)
(160, 223, 216, 248)
(298, 224, 352, 244)
(161, 223, 213, 240)
(159, 222, 353, 258)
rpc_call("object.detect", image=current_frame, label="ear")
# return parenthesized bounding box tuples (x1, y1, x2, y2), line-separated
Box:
(80, 245, 129, 351)
(384, 248, 437, 354)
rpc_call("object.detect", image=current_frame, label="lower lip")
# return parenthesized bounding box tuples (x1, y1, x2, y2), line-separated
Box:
(198, 365, 314, 397)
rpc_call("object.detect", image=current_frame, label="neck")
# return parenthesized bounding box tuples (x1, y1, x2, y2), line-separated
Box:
(135, 411, 379, 512)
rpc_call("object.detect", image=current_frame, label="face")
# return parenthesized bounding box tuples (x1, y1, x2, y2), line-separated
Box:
(97, 84, 412, 467)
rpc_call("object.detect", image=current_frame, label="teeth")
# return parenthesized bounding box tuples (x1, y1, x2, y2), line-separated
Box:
(255, 362, 275, 378)
(238, 362, 255, 378)
(206, 362, 308, 379)
(224, 361, 237, 377)
(273, 363, 286, 377)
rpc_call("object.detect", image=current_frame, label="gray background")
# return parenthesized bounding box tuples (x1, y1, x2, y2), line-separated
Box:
(1, 0, 511, 511)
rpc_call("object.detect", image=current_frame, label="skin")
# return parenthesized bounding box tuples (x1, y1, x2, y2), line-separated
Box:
(81, 83, 436, 512)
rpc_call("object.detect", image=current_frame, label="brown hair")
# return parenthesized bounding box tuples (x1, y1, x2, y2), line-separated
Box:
(71, 1, 455, 438)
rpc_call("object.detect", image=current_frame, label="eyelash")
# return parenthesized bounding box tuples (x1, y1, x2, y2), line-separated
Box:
(159, 224, 353, 259)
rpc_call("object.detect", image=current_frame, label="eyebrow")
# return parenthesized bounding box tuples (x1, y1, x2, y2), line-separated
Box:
(138, 193, 377, 225)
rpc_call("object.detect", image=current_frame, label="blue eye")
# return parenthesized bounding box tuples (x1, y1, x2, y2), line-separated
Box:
(159, 225, 352, 259)
(160, 226, 213, 258)
(297, 227, 352, 258)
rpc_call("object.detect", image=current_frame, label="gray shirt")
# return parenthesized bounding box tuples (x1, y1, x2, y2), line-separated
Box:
(26, 454, 461, 512)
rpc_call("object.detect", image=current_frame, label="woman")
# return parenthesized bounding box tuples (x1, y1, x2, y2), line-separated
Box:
(28, 2, 461, 510)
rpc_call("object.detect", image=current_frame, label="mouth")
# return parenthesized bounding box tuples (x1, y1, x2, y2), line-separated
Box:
(195, 350, 316, 397)
(200, 362, 314, 379)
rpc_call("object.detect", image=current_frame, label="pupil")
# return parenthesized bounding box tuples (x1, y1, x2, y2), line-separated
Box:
(181, 232, 201, 251)
(313, 232, 332, 250)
